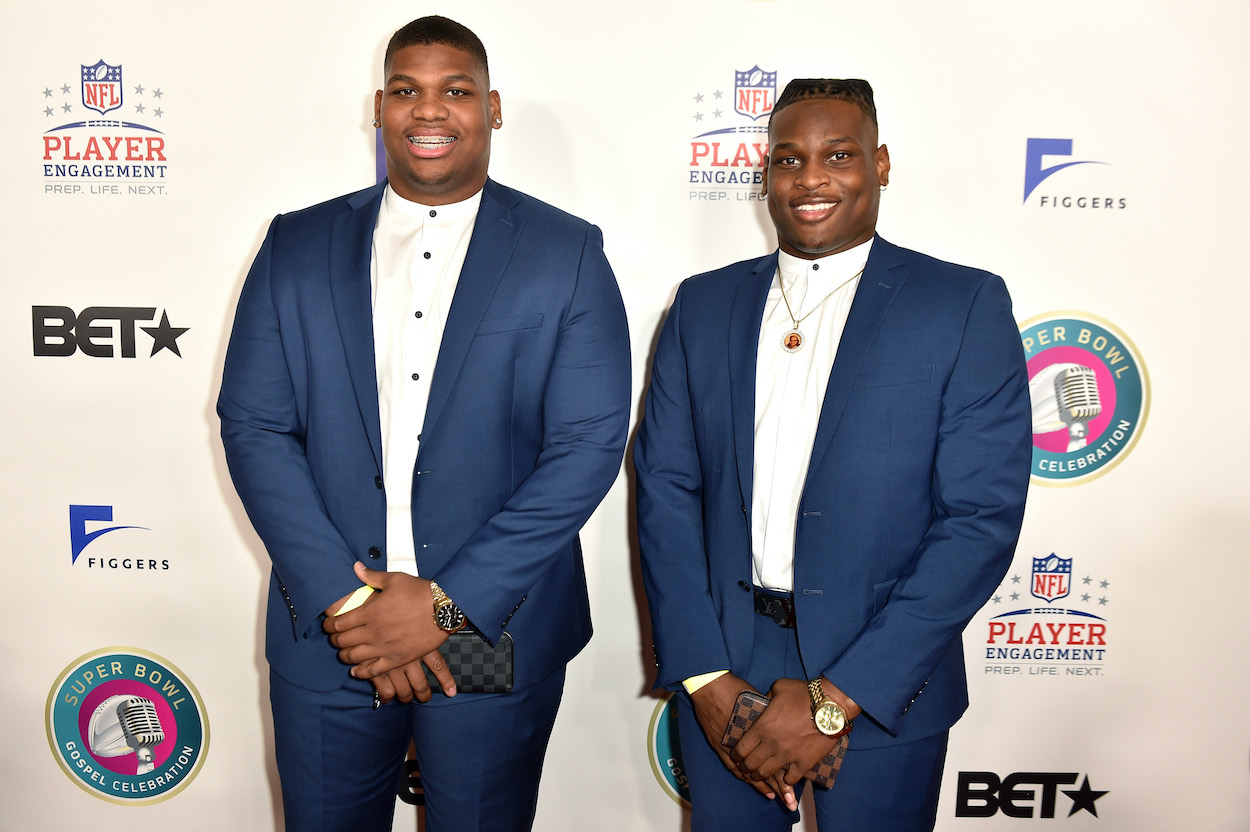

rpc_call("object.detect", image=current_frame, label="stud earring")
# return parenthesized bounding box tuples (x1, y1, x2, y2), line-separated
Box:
(372, 118, 379, 128)
(494, 118, 502, 126)
(880, 184, 888, 192)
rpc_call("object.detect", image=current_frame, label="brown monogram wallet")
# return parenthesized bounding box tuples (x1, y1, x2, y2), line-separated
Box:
(720, 690, 848, 789)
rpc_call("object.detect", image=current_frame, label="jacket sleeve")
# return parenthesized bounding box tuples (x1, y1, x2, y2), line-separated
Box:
(635, 285, 735, 688)
(217, 216, 362, 637)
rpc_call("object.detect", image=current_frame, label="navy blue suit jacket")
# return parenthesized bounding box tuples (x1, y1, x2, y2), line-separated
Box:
(635, 237, 1031, 749)
(219, 179, 631, 694)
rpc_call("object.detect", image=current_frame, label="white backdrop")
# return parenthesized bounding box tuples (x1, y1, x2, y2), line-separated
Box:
(4, 1, 1248, 829)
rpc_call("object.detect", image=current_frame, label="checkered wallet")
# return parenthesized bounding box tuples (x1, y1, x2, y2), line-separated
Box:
(422, 629, 514, 694)
(720, 690, 848, 789)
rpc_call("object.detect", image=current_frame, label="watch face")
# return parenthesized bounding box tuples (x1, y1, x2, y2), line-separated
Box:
(436, 604, 465, 632)
(814, 703, 845, 735)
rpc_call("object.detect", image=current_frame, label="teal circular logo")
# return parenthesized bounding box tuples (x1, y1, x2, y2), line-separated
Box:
(1020, 312, 1149, 486)
(46, 648, 209, 804)
(647, 693, 691, 807)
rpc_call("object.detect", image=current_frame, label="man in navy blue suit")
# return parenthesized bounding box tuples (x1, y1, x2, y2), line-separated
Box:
(219, 16, 630, 831)
(635, 79, 1031, 830)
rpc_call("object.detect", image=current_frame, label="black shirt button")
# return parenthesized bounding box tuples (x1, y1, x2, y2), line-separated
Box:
(415, 311, 423, 318)
(368, 546, 381, 559)
(423, 251, 431, 260)
(411, 373, 419, 381)
(429, 209, 437, 217)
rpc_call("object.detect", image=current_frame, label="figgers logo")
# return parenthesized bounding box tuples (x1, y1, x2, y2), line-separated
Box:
(686, 65, 775, 203)
(69, 505, 170, 572)
(40, 59, 171, 197)
(33, 306, 189, 358)
(47, 648, 208, 804)
(647, 694, 691, 808)
(1023, 138, 1125, 209)
(1021, 312, 1148, 485)
(983, 553, 1110, 678)
(956, 771, 1108, 818)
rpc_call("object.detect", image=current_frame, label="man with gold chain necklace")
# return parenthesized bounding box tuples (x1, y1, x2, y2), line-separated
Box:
(636, 78, 1031, 830)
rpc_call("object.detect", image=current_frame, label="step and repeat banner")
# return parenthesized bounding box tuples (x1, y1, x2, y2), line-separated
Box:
(4, 1, 1247, 829)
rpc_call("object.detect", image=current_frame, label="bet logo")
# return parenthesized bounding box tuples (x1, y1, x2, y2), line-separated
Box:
(956, 771, 1108, 818)
(33, 305, 188, 357)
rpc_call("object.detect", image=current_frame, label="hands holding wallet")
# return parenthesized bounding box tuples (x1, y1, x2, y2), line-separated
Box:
(720, 686, 851, 790)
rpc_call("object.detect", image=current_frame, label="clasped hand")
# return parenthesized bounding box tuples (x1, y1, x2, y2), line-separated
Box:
(322, 562, 457, 703)
(690, 675, 840, 811)
(728, 678, 839, 788)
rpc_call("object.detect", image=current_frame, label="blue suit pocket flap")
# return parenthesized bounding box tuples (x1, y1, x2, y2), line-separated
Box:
(475, 313, 545, 336)
(853, 364, 935, 390)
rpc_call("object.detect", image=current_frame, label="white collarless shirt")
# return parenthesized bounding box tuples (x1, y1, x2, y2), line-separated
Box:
(751, 238, 873, 591)
(371, 184, 482, 576)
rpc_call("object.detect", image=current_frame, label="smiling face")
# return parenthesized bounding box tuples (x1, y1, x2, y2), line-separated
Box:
(374, 43, 501, 205)
(762, 98, 890, 259)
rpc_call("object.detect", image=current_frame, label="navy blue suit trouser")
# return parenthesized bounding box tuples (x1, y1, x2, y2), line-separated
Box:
(270, 665, 565, 832)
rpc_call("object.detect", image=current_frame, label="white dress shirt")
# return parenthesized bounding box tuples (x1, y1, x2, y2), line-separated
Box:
(371, 184, 482, 576)
(751, 238, 873, 591)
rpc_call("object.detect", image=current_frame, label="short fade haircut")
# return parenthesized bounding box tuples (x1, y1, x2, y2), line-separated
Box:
(770, 78, 877, 128)
(384, 15, 490, 82)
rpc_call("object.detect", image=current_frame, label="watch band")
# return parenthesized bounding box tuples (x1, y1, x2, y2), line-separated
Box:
(808, 677, 828, 712)
(431, 580, 453, 607)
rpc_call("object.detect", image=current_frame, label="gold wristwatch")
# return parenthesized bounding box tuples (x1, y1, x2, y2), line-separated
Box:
(808, 677, 852, 736)
(430, 581, 466, 633)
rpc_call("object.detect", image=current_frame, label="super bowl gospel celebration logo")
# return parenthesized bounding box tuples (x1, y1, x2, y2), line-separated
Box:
(648, 694, 691, 808)
(47, 649, 208, 804)
(1020, 312, 1148, 485)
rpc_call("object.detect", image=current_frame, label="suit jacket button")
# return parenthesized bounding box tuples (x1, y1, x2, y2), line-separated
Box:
(374, 475, 383, 489)
(368, 546, 381, 559)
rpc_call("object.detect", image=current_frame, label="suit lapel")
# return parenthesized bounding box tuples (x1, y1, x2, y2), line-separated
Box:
(729, 254, 776, 513)
(329, 183, 386, 473)
(806, 236, 907, 475)
(421, 179, 525, 440)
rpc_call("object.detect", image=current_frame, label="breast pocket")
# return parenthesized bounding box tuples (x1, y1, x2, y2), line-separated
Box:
(475, 313, 544, 336)
(853, 364, 935, 391)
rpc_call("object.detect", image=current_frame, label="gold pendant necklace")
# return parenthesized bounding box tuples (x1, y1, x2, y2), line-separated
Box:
(777, 265, 865, 353)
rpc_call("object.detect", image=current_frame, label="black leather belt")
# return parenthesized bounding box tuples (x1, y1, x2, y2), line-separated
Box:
(754, 589, 796, 629)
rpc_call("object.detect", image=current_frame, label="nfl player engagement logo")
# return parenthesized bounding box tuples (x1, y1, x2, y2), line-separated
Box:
(46, 648, 208, 804)
(647, 694, 691, 808)
(1020, 311, 1149, 486)
(686, 64, 777, 201)
(40, 57, 171, 196)
(984, 553, 1110, 678)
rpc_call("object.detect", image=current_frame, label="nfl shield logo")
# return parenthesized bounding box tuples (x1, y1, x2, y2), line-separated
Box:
(1031, 554, 1072, 603)
(81, 60, 123, 116)
(734, 65, 777, 121)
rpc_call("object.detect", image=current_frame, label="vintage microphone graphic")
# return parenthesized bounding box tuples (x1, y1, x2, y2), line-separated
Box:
(1029, 363, 1103, 451)
(88, 695, 165, 774)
